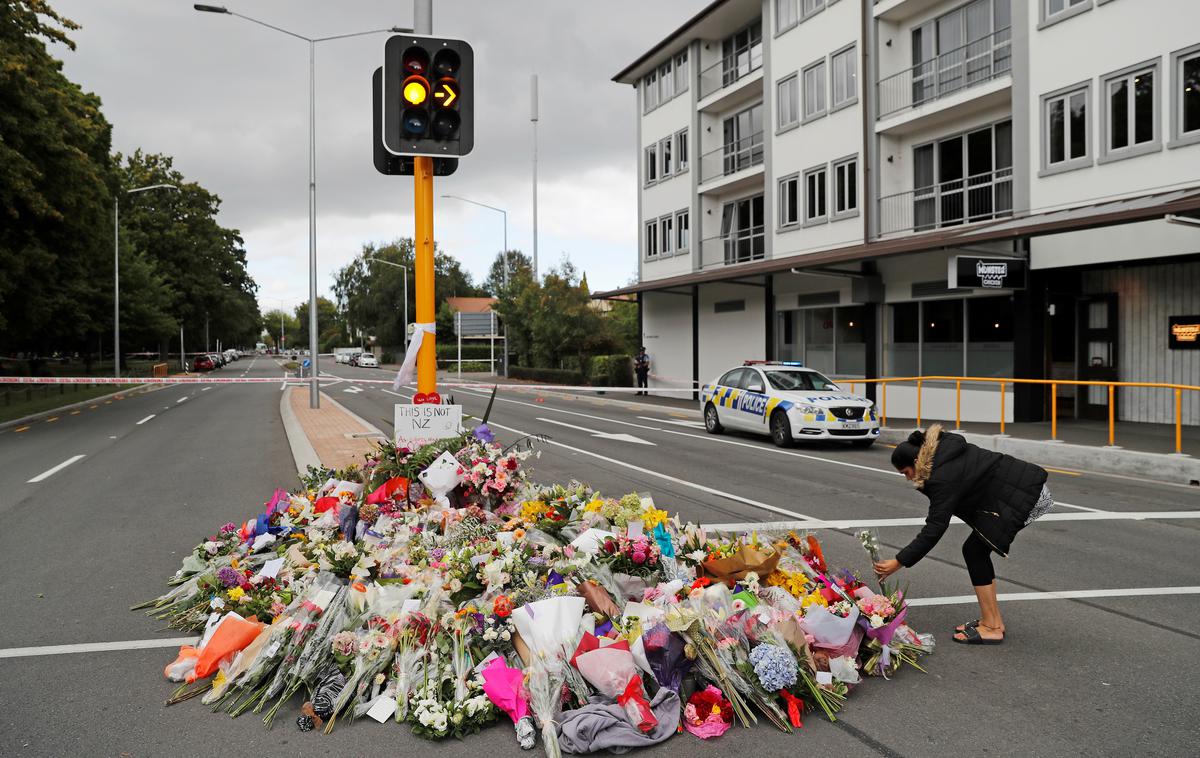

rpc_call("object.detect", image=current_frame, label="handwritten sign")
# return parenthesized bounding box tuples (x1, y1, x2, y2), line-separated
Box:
(394, 403, 463, 443)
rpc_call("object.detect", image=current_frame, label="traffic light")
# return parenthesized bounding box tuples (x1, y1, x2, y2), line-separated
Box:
(382, 35, 473, 158)
(372, 67, 457, 176)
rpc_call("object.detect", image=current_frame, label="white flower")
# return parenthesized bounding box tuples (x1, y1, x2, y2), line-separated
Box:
(209, 597, 226, 610)
(332, 541, 358, 559)
(870, 613, 885, 628)
(203, 541, 220, 555)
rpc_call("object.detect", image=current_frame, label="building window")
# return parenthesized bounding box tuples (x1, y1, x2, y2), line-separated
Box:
(1041, 0, 1090, 28)
(908, 0, 1012, 113)
(644, 220, 658, 259)
(831, 44, 857, 110)
(835, 305, 867, 375)
(644, 144, 657, 185)
(802, 0, 826, 21)
(803, 60, 827, 122)
(776, 0, 798, 33)
(777, 74, 799, 130)
(779, 174, 800, 228)
(721, 21, 763, 89)
(675, 50, 689, 93)
(967, 296, 1014, 377)
(675, 129, 689, 172)
(659, 60, 675, 103)
(804, 165, 827, 224)
(1042, 83, 1091, 175)
(643, 71, 658, 113)
(832, 156, 857, 217)
(888, 302, 920, 375)
(659, 215, 674, 256)
(676, 209, 690, 251)
(721, 103, 765, 176)
(1170, 43, 1200, 148)
(661, 137, 673, 178)
(719, 194, 765, 264)
(922, 298, 964, 375)
(1101, 61, 1159, 162)
(907, 120, 1012, 232)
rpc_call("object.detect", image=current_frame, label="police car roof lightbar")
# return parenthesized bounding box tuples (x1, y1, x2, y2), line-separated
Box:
(743, 360, 804, 367)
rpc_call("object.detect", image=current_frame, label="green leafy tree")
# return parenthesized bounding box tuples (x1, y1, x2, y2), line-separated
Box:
(293, 297, 345, 353)
(261, 309, 300, 350)
(483, 250, 533, 296)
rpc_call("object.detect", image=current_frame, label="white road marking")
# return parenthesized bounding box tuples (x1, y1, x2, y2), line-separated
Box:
(908, 586, 1200, 607)
(136, 414, 155, 425)
(0, 636, 198, 659)
(638, 415, 705, 429)
(343, 386, 364, 394)
(201, 387, 212, 392)
(535, 417, 656, 446)
(703, 510, 1200, 532)
(176, 396, 188, 404)
(27, 455, 86, 483)
(484, 418, 815, 521)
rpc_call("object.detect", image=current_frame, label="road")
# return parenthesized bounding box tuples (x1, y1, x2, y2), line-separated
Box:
(1, 358, 1197, 757)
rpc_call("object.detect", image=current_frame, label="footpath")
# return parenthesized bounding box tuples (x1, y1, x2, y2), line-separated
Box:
(279, 387, 386, 473)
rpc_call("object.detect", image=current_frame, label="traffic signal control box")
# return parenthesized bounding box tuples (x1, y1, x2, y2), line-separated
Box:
(382, 34, 474, 158)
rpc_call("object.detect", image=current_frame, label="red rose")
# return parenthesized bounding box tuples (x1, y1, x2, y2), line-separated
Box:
(493, 595, 513, 618)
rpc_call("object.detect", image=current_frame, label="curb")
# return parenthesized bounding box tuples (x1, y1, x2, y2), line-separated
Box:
(0, 381, 157, 432)
(878, 427, 1200, 486)
(279, 387, 321, 476)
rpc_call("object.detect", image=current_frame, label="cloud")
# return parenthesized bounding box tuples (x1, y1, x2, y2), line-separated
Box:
(50, 0, 705, 309)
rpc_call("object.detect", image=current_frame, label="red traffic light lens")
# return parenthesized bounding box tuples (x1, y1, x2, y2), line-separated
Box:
(430, 109, 461, 139)
(402, 46, 429, 75)
(402, 107, 428, 136)
(432, 49, 460, 78)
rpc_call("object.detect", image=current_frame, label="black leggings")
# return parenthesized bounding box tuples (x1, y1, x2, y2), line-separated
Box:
(962, 533, 999, 587)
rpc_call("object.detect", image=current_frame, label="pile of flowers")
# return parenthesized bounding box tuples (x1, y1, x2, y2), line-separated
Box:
(139, 427, 934, 755)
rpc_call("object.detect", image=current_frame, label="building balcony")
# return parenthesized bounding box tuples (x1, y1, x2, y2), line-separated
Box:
(700, 231, 765, 269)
(698, 132, 765, 194)
(876, 27, 1011, 133)
(874, 0, 958, 22)
(697, 46, 764, 113)
(877, 167, 1013, 236)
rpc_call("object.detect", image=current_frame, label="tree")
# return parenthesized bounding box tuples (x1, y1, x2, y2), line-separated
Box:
(606, 298, 639, 355)
(0, 1, 117, 362)
(262, 309, 299, 350)
(483, 250, 533, 296)
(293, 297, 344, 353)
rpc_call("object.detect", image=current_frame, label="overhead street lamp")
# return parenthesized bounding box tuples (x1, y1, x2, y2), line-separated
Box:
(115, 183, 178, 378)
(364, 256, 408, 357)
(263, 295, 301, 353)
(193, 4, 410, 408)
(438, 195, 510, 376)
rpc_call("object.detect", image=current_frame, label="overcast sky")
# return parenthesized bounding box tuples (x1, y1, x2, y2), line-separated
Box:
(51, 0, 705, 313)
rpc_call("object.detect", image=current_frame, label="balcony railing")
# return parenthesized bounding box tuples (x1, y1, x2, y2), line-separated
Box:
(877, 27, 1011, 119)
(700, 231, 766, 268)
(877, 167, 1013, 235)
(699, 44, 764, 99)
(699, 131, 764, 184)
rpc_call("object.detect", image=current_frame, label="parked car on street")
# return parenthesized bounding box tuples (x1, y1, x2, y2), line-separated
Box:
(347, 352, 363, 366)
(357, 353, 379, 368)
(192, 355, 215, 371)
(701, 361, 880, 448)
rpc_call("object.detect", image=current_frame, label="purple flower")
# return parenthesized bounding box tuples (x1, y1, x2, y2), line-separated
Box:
(473, 423, 495, 443)
(430, 548, 446, 561)
(219, 522, 237, 535)
(216, 567, 242, 588)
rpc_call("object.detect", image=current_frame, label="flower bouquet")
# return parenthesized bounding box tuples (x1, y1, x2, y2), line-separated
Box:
(683, 685, 735, 739)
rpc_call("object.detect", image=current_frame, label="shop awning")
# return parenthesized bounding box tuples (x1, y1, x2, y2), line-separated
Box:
(594, 186, 1200, 299)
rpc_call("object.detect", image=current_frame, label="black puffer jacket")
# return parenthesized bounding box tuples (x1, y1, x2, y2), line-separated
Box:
(896, 425, 1047, 568)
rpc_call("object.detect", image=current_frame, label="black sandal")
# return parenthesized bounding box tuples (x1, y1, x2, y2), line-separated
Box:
(954, 619, 980, 633)
(952, 626, 1004, 645)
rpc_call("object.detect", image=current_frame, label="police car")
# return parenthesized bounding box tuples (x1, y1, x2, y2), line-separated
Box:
(701, 361, 880, 448)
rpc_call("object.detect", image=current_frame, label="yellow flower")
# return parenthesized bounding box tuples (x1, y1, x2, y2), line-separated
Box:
(230, 557, 240, 569)
(642, 508, 670, 531)
(227, 587, 246, 601)
(584, 499, 604, 514)
(801, 591, 827, 609)
(520, 500, 549, 522)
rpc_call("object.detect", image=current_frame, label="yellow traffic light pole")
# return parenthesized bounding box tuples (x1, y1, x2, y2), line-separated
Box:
(414, 156, 438, 400)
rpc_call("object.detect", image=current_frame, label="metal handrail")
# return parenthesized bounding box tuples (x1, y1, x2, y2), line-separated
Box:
(834, 375, 1199, 454)
(877, 27, 1011, 119)
(877, 166, 1013, 234)
(699, 130, 765, 183)
(699, 43, 763, 99)
(700, 231, 766, 268)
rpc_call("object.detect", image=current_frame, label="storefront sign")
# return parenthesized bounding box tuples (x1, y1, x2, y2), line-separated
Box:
(1168, 316, 1200, 350)
(948, 256, 1027, 290)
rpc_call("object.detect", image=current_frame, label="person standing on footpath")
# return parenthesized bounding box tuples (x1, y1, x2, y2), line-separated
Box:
(634, 347, 650, 396)
(873, 424, 1054, 645)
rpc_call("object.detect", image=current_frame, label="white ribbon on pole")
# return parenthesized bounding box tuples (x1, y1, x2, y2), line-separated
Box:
(394, 322, 436, 390)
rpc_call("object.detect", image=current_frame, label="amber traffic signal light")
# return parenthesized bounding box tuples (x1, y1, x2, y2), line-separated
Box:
(382, 35, 473, 158)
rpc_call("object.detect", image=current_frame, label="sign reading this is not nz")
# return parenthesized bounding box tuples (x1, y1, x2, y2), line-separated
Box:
(394, 404, 464, 443)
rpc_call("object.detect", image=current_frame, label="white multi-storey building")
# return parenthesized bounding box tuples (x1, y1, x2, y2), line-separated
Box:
(606, 0, 1200, 426)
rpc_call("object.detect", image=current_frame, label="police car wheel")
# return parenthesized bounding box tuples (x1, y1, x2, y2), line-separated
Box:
(704, 403, 723, 434)
(769, 410, 793, 448)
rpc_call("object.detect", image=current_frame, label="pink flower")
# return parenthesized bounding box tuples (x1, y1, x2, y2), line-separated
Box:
(631, 551, 647, 565)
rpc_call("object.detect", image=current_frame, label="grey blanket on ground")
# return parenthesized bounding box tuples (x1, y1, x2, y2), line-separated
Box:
(556, 689, 681, 754)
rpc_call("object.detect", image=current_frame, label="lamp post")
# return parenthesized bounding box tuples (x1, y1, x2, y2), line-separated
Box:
(364, 256, 408, 359)
(193, 4, 409, 407)
(264, 295, 300, 353)
(440, 195, 508, 289)
(115, 183, 177, 378)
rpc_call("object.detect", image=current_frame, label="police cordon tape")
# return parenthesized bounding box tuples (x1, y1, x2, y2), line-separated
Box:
(0, 375, 699, 393)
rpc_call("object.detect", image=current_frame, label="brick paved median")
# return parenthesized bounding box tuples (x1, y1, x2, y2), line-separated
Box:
(287, 388, 380, 469)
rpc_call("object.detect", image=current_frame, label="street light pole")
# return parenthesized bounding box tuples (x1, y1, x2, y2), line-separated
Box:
(364, 256, 408, 358)
(440, 195, 509, 377)
(193, 4, 410, 407)
(114, 183, 177, 378)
